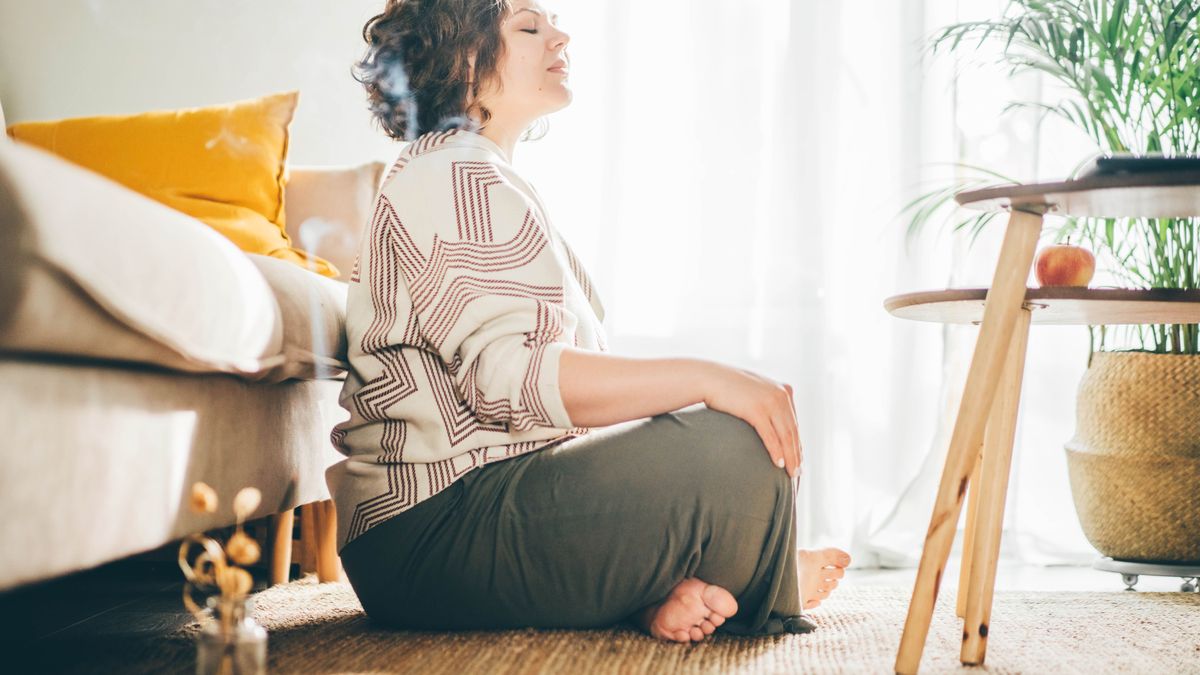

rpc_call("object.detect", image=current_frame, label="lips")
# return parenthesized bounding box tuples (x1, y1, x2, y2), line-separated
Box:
(548, 60, 568, 73)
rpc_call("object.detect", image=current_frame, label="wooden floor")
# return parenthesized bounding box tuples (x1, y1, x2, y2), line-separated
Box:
(0, 546, 1190, 673)
(0, 541, 281, 674)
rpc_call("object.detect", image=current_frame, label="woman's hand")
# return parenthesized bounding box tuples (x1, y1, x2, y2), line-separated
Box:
(701, 363, 802, 478)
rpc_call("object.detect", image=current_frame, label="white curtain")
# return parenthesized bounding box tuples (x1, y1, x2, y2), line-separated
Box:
(0, 0, 1103, 568)
(517, 0, 1099, 568)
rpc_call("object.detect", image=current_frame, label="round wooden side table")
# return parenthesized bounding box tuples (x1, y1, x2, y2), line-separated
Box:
(885, 170, 1200, 674)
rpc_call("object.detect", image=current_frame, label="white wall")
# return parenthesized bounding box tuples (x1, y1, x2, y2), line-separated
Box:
(0, 0, 401, 165)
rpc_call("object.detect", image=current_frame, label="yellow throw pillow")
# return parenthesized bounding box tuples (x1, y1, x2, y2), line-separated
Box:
(6, 91, 338, 278)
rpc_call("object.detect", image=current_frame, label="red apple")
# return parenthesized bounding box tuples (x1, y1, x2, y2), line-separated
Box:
(1035, 244, 1095, 287)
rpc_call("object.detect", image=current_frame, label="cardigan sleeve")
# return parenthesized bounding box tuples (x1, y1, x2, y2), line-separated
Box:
(408, 163, 579, 431)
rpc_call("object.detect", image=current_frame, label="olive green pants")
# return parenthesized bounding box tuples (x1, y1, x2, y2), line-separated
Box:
(339, 403, 815, 636)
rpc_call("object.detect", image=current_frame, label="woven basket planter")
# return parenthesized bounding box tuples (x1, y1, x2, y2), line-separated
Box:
(1065, 351, 1200, 563)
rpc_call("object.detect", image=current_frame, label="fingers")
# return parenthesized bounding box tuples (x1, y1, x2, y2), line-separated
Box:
(750, 381, 802, 479)
(769, 412, 798, 479)
(783, 383, 802, 477)
(734, 374, 801, 475)
(769, 384, 800, 478)
(752, 417, 786, 473)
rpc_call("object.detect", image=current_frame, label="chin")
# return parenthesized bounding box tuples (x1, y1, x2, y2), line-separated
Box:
(541, 93, 571, 115)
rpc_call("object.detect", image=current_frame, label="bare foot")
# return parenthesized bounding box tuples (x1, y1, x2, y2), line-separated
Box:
(630, 577, 739, 643)
(798, 547, 851, 610)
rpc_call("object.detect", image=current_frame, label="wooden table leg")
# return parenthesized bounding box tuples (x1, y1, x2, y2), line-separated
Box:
(961, 307, 1032, 664)
(300, 502, 318, 576)
(895, 208, 1042, 675)
(956, 448, 984, 619)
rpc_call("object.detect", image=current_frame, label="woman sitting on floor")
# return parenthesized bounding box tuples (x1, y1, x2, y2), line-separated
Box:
(326, 0, 851, 643)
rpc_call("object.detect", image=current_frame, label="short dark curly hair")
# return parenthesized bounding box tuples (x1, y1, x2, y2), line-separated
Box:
(353, 0, 520, 142)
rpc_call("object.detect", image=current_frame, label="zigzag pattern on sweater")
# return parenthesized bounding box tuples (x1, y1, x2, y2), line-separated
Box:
(333, 129, 595, 546)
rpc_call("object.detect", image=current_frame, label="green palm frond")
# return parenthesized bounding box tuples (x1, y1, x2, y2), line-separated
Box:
(908, 0, 1200, 353)
(898, 165, 1022, 256)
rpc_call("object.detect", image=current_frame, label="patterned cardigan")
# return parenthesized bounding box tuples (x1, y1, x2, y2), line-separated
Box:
(326, 128, 609, 553)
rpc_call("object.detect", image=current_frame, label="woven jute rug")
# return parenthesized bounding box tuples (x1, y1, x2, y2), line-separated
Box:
(61, 576, 1200, 674)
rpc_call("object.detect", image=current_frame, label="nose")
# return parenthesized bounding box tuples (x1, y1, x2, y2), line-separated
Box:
(551, 25, 569, 50)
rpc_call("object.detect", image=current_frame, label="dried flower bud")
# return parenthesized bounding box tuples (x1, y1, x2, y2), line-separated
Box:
(230, 568, 254, 597)
(226, 530, 261, 566)
(190, 482, 218, 514)
(233, 487, 262, 521)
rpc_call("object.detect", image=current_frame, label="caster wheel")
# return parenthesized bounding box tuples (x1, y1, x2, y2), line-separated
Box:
(1121, 574, 1139, 591)
(1182, 579, 1197, 593)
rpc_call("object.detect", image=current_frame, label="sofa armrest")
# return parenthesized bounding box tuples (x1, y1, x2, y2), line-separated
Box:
(283, 162, 386, 281)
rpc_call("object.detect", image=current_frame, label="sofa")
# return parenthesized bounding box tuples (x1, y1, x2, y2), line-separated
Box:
(0, 96, 386, 592)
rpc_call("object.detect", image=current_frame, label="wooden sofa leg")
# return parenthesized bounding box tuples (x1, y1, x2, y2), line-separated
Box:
(269, 509, 295, 586)
(315, 499, 341, 582)
(300, 503, 318, 576)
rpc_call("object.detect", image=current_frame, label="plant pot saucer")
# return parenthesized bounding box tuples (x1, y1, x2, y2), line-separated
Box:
(1092, 556, 1200, 593)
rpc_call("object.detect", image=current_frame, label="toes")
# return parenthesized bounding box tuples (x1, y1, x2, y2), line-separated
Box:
(825, 567, 846, 580)
(647, 578, 740, 644)
(804, 598, 822, 610)
(821, 547, 852, 568)
(798, 547, 851, 570)
(700, 583, 739, 617)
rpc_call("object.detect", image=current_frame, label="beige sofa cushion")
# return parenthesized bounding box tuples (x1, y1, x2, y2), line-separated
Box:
(246, 253, 349, 382)
(1, 260, 227, 374)
(0, 139, 295, 376)
(2, 253, 350, 382)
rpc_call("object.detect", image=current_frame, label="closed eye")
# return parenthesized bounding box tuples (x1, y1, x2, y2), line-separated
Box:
(521, 28, 538, 34)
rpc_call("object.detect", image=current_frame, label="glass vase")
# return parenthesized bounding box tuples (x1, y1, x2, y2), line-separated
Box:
(195, 594, 268, 675)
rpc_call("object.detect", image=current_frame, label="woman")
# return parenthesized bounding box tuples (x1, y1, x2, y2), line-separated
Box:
(327, 0, 851, 644)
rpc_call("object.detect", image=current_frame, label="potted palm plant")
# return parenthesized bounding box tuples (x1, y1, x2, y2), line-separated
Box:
(904, 0, 1200, 563)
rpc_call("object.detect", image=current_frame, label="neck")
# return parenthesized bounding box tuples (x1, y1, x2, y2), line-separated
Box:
(476, 113, 534, 164)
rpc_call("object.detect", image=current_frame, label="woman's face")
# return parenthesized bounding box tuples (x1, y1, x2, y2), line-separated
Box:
(476, 0, 571, 124)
